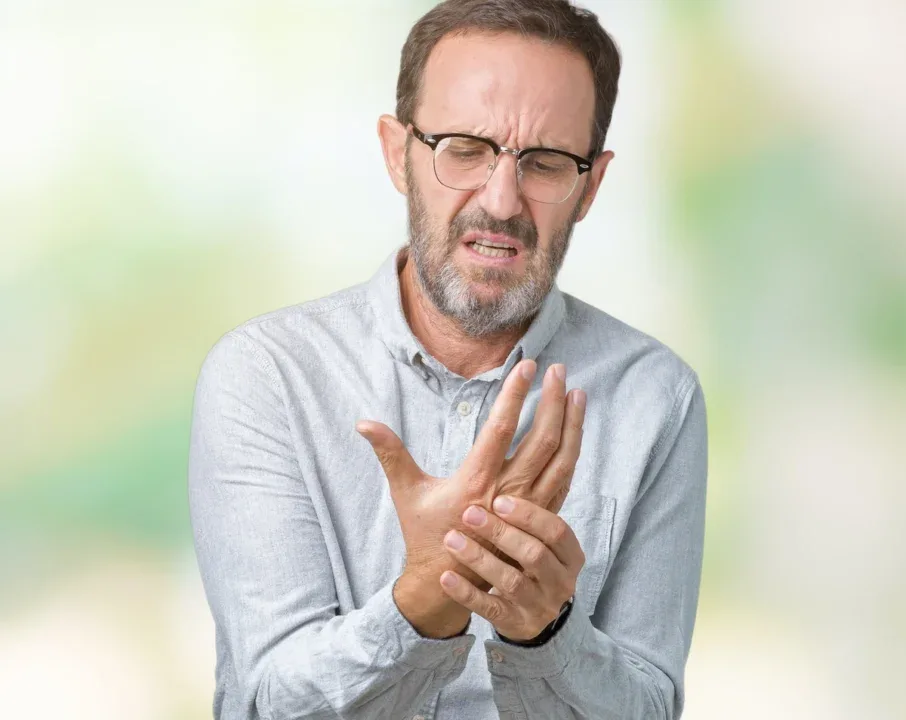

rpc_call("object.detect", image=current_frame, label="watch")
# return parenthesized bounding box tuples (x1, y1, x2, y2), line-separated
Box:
(498, 596, 574, 647)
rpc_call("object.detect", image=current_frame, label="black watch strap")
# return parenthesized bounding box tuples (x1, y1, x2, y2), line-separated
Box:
(498, 596, 574, 647)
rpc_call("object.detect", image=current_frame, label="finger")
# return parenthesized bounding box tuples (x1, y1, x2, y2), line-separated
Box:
(461, 504, 574, 593)
(439, 569, 513, 627)
(504, 363, 567, 483)
(443, 528, 534, 601)
(534, 388, 586, 511)
(355, 420, 423, 493)
(490, 496, 585, 571)
(461, 359, 537, 483)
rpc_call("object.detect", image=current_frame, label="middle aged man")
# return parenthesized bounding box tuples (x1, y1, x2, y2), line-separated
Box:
(188, 1, 708, 719)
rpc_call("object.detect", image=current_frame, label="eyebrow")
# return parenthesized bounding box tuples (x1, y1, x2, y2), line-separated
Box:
(450, 126, 580, 155)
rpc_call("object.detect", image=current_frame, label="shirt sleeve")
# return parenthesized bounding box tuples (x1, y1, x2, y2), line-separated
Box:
(484, 373, 708, 720)
(188, 330, 474, 720)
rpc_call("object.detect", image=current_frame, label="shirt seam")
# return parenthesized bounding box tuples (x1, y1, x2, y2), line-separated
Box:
(239, 296, 371, 330)
(648, 369, 698, 462)
(228, 329, 283, 387)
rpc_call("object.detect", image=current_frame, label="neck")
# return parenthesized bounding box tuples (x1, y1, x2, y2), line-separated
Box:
(398, 248, 529, 379)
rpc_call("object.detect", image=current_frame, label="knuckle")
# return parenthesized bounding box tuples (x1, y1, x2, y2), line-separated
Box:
(484, 599, 506, 623)
(552, 457, 575, 479)
(466, 472, 491, 495)
(550, 519, 568, 545)
(523, 541, 547, 569)
(489, 417, 518, 443)
(375, 448, 397, 472)
(536, 431, 560, 456)
(554, 480, 572, 503)
(501, 570, 526, 597)
(464, 543, 483, 564)
(489, 519, 509, 545)
(568, 410, 585, 431)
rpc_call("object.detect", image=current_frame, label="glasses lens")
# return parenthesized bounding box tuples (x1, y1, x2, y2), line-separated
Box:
(433, 136, 496, 191)
(517, 150, 579, 203)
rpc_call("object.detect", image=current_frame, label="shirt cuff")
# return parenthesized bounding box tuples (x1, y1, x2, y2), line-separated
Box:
(484, 600, 591, 679)
(375, 582, 476, 671)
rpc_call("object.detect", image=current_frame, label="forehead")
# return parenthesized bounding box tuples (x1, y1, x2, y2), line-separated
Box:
(417, 31, 595, 152)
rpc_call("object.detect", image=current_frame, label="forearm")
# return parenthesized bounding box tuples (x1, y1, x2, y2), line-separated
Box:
(249, 581, 473, 719)
(486, 608, 670, 720)
(486, 376, 707, 720)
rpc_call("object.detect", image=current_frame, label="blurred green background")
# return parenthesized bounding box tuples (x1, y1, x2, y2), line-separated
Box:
(1, 1, 904, 718)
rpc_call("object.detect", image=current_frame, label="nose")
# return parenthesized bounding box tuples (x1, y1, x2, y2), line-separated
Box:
(476, 151, 523, 221)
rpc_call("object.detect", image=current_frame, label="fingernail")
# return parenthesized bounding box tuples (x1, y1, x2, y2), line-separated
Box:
(553, 363, 566, 381)
(572, 389, 586, 409)
(463, 506, 487, 526)
(493, 496, 515, 515)
(441, 571, 458, 588)
(445, 530, 466, 550)
(521, 361, 536, 381)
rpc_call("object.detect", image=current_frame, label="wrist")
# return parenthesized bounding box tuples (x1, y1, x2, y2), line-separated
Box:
(393, 570, 471, 639)
(499, 596, 574, 647)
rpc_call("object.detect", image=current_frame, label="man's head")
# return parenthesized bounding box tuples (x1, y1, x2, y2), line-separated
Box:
(378, 0, 621, 337)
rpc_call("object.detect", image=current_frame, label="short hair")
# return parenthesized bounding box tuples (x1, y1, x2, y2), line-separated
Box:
(396, 0, 622, 157)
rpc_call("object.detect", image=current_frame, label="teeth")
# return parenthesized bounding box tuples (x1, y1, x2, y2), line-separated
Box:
(473, 238, 515, 250)
(470, 242, 515, 258)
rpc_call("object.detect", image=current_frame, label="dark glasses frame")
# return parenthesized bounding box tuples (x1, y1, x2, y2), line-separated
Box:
(410, 125, 594, 174)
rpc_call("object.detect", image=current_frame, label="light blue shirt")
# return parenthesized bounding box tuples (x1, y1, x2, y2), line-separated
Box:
(188, 245, 708, 719)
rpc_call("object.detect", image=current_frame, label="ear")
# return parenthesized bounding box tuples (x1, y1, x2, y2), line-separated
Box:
(377, 114, 410, 196)
(574, 150, 614, 223)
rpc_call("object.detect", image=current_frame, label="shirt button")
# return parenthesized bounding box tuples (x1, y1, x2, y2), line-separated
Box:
(490, 649, 505, 663)
(453, 645, 467, 656)
(457, 401, 472, 416)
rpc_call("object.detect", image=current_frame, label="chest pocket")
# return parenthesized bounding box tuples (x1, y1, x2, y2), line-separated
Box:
(560, 493, 617, 616)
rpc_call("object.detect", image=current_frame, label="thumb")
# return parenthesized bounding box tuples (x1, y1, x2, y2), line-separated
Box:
(355, 420, 423, 491)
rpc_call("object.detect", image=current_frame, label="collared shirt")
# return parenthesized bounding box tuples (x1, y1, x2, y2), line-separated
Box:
(188, 245, 707, 720)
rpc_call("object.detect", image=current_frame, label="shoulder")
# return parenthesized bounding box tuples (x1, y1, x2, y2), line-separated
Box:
(199, 279, 376, 378)
(559, 291, 699, 402)
(236, 280, 373, 342)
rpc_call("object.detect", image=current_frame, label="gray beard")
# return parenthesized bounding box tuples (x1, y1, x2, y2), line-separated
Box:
(405, 160, 582, 338)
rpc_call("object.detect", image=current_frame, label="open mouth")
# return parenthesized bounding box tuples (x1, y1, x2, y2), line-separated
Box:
(465, 238, 518, 259)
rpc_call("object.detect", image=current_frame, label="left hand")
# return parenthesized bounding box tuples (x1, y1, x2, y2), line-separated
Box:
(438, 495, 585, 641)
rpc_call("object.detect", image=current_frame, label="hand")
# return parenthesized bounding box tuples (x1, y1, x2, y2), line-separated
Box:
(438, 495, 585, 642)
(357, 360, 585, 581)
(355, 359, 585, 635)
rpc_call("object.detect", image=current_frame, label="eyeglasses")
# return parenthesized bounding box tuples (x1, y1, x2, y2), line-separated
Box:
(409, 124, 593, 205)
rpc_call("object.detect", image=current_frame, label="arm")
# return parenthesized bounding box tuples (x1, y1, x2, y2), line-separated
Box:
(188, 331, 473, 720)
(438, 373, 707, 719)
(485, 373, 707, 720)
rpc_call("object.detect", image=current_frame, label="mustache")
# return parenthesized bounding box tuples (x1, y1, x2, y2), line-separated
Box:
(447, 209, 538, 251)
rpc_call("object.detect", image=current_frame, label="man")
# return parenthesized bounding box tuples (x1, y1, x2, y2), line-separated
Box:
(188, 1, 707, 718)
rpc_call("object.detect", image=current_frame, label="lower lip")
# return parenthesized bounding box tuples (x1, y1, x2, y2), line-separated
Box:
(461, 242, 521, 266)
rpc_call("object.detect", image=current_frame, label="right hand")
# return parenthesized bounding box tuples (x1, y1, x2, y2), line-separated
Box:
(356, 359, 586, 602)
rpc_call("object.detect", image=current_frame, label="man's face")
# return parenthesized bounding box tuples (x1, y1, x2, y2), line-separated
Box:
(401, 31, 605, 338)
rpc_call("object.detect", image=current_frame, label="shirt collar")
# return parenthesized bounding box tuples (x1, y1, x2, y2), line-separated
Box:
(367, 244, 566, 379)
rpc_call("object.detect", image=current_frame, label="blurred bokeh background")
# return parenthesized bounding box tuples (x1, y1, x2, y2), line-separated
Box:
(2, 0, 904, 717)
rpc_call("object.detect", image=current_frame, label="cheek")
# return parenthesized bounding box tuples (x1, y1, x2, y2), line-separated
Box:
(422, 181, 473, 229)
(532, 205, 571, 249)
